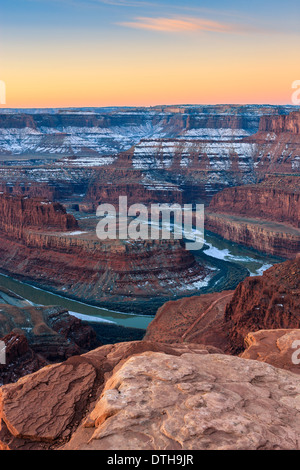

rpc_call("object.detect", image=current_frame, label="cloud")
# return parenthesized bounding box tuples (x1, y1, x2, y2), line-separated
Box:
(26, 0, 156, 7)
(117, 16, 243, 33)
(98, 0, 155, 6)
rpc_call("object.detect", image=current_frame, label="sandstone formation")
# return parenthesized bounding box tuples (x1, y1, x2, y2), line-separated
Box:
(0, 342, 299, 450)
(0, 105, 285, 159)
(145, 257, 300, 356)
(259, 110, 300, 135)
(0, 193, 78, 239)
(250, 111, 300, 176)
(0, 194, 213, 313)
(0, 303, 98, 365)
(208, 175, 300, 229)
(206, 175, 300, 258)
(144, 291, 234, 350)
(0, 341, 220, 450)
(0, 333, 47, 386)
(225, 257, 300, 354)
(84, 167, 183, 210)
(0, 182, 58, 201)
(0, 106, 299, 210)
(241, 329, 300, 374)
(205, 212, 300, 259)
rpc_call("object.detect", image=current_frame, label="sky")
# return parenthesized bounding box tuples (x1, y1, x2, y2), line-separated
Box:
(0, 0, 299, 107)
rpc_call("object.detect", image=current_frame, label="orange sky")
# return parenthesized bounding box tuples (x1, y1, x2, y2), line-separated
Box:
(1, 1, 299, 107)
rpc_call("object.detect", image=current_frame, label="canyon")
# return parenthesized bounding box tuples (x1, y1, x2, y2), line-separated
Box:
(0, 105, 299, 450)
(0, 105, 299, 209)
(0, 193, 213, 314)
(0, 253, 299, 449)
(0, 106, 299, 270)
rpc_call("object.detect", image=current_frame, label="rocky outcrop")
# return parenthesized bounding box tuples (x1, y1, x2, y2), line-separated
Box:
(259, 110, 300, 134)
(0, 303, 98, 364)
(85, 167, 183, 209)
(0, 193, 78, 239)
(144, 291, 234, 350)
(205, 212, 300, 259)
(0, 342, 299, 450)
(241, 329, 300, 374)
(0, 341, 220, 450)
(0, 183, 58, 201)
(246, 110, 300, 175)
(0, 333, 47, 386)
(224, 257, 300, 354)
(145, 257, 300, 356)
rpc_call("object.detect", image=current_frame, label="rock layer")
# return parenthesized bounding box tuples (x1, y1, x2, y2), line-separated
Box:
(0, 303, 98, 366)
(0, 333, 47, 386)
(206, 175, 300, 258)
(0, 106, 299, 209)
(0, 341, 220, 450)
(145, 257, 300, 356)
(0, 193, 78, 239)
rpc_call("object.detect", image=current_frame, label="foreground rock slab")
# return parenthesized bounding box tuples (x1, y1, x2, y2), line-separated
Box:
(0, 341, 219, 450)
(1, 340, 299, 450)
(66, 353, 300, 451)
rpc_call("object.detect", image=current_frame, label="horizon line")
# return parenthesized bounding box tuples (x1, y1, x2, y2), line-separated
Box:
(0, 102, 299, 110)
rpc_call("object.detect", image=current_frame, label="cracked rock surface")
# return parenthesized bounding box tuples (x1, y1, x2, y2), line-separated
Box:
(1, 340, 298, 450)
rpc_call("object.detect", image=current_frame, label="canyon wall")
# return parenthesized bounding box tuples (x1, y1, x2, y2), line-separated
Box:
(0, 105, 299, 209)
(0, 193, 78, 239)
(0, 105, 288, 158)
(145, 256, 300, 359)
(205, 175, 300, 258)
(259, 110, 300, 134)
(208, 175, 300, 228)
(0, 194, 212, 312)
(224, 256, 300, 354)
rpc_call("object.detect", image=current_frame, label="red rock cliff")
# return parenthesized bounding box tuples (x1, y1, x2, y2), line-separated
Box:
(206, 175, 300, 258)
(0, 193, 78, 239)
(0, 195, 212, 311)
(259, 111, 300, 134)
(224, 257, 300, 354)
(208, 175, 300, 228)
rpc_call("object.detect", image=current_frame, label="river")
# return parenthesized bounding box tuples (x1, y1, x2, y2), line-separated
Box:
(0, 232, 283, 330)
